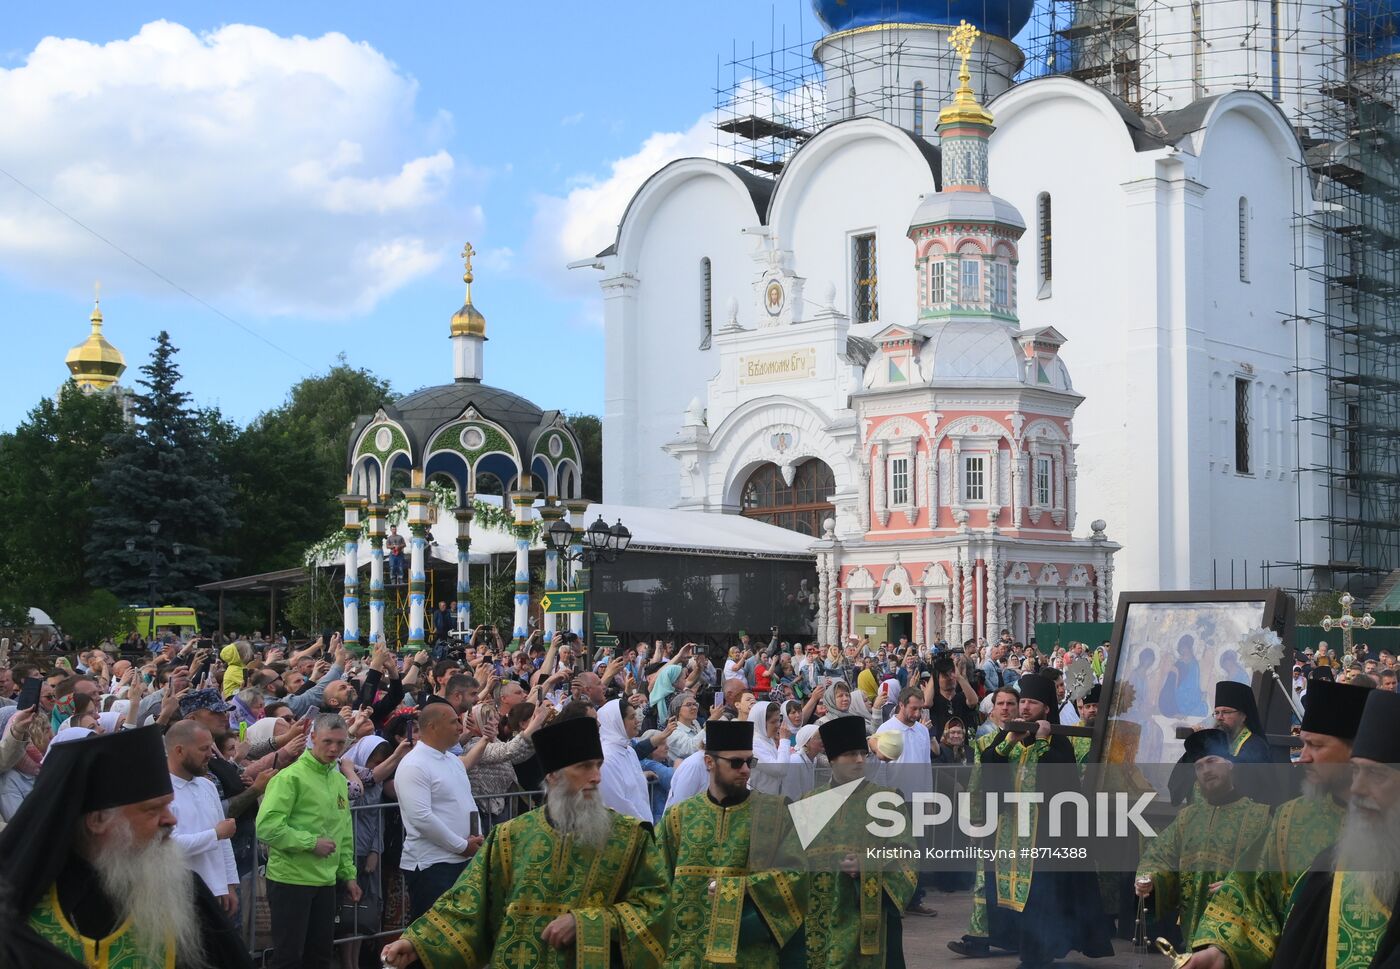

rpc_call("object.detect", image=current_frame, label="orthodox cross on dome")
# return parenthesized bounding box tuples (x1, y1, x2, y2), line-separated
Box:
(949, 20, 979, 77)
(461, 242, 476, 289)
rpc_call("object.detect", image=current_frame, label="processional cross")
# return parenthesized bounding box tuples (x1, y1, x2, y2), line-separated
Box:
(1321, 591, 1375, 655)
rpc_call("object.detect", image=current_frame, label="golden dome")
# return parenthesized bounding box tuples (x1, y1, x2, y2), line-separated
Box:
(450, 241, 487, 338)
(65, 296, 126, 391)
(938, 21, 995, 128)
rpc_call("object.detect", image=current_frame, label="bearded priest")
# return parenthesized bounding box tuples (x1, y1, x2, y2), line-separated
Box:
(657, 717, 808, 968)
(0, 726, 253, 969)
(1270, 688, 1400, 969)
(381, 716, 670, 968)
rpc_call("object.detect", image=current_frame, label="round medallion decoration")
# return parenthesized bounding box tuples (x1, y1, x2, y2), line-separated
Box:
(765, 280, 785, 316)
(374, 427, 392, 451)
(460, 426, 485, 450)
(893, 583, 903, 596)
(548, 434, 563, 458)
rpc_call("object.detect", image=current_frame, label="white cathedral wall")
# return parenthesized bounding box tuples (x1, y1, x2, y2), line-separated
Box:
(988, 81, 1158, 592)
(767, 120, 939, 339)
(604, 166, 758, 508)
(1192, 100, 1320, 589)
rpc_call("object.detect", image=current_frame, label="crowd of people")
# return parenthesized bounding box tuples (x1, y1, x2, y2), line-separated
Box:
(0, 619, 1392, 968)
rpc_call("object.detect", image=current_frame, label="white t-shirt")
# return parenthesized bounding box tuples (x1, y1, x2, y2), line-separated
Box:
(875, 715, 932, 764)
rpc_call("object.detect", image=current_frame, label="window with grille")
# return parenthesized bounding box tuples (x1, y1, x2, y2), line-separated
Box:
(853, 233, 879, 323)
(993, 262, 1009, 306)
(1035, 455, 1051, 506)
(1235, 377, 1252, 475)
(960, 257, 980, 303)
(930, 260, 945, 303)
(1037, 192, 1052, 291)
(964, 455, 985, 502)
(741, 461, 836, 536)
(890, 456, 910, 506)
(913, 81, 925, 137)
(1238, 197, 1250, 282)
(700, 257, 713, 349)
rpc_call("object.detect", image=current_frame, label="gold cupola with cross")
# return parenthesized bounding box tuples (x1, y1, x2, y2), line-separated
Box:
(65, 285, 127, 392)
(450, 242, 488, 382)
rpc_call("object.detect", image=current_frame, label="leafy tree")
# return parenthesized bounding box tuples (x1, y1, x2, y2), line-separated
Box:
(565, 413, 603, 502)
(223, 357, 392, 577)
(0, 382, 125, 615)
(1297, 589, 1344, 627)
(86, 332, 236, 613)
(54, 590, 134, 646)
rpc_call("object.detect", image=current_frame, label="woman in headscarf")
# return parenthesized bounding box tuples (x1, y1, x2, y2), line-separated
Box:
(0, 707, 49, 823)
(229, 687, 264, 735)
(856, 666, 880, 706)
(780, 723, 825, 802)
(822, 645, 844, 678)
(463, 700, 549, 830)
(597, 699, 654, 824)
(665, 692, 704, 765)
(747, 700, 795, 796)
(338, 734, 408, 968)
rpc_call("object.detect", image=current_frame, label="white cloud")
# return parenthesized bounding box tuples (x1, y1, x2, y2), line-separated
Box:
(528, 111, 715, 306)
(527, 78, 826, 316)
(0, 20, 470, 317)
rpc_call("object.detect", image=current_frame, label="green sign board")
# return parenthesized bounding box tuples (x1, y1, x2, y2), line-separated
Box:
(592, 612, 610, 634)
(595, 634, 619, 651)
(540, 591, 586, 614)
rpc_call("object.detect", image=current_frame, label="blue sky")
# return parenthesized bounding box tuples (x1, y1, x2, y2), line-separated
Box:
(0, 1, 831, 431)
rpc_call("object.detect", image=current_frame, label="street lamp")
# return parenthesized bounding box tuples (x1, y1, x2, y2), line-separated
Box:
(543, 513, 631, 660)
(131, 523, 181, 644)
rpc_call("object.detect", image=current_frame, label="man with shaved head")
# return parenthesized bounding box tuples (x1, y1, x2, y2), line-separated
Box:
(166, 719, 240, 914)
(395, 701, 486, 920)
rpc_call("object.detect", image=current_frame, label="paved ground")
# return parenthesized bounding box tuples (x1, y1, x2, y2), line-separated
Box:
(901, 888, 1162, 969)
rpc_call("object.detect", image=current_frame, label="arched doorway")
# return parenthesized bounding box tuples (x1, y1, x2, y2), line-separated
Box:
(740, 460, 835, 536)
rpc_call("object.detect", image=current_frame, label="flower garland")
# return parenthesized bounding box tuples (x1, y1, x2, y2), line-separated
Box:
(302, 490, 543, 567)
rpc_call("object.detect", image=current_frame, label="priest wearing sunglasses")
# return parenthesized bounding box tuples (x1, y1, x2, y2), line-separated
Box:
(656, 718, 808, 968)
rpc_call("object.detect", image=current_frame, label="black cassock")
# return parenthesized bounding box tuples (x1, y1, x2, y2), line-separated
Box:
(979, 731, 1115, 967)
(1273, 845, 1400, 969)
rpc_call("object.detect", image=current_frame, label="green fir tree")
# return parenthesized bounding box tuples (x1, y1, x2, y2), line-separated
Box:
(86, 331, 235, 613)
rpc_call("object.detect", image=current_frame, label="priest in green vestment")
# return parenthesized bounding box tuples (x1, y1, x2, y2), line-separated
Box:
(1269, 688, 1400, 969)
(1135, 728, 1271, 944)
(0, 725, 253, 969)
(801, 715, 918, 969)
(656, 718, 807, 969)
(381, 717, 670, 969)
(1184, 678, 1372, 969)
(954, 686, 1025, 958)
(949, 674, 1112, 969)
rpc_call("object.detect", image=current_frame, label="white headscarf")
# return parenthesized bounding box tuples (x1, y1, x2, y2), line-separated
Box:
(781, 724, 823, 802)
(343, 734, 387, 769)
(97, 712, 122, 734)
(597, 700, 653, 823)
(246, 716, 281, 750)
(44, 727, 94, 760)
(663, 746, 711, 815)
(747, 701, 789, 795)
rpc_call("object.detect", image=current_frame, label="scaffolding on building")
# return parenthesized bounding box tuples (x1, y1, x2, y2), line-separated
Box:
(715, 1, 1400, 598)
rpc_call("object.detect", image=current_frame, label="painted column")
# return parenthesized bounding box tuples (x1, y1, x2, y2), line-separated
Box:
(366, 502, 386, 646)
(974, 558, 986, 643)
(538, 500, 566, 640)
(509, 489, 539, 648)
(987, 551, 1002, 637)
(339, 496, 363, 647)
(402, 488, 432, 652)
(564, 499, 591, 637)
(455, 502, 474, 634)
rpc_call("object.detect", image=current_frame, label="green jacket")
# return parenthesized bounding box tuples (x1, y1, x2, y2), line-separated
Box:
(255, 749, 355, 887)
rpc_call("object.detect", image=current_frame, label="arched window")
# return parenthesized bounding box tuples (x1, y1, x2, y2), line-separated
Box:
(849, 86, 857, 117)
(1036, 192, 1053, 295)
(475, 471, 506, 497)
(700, 257, 713, 349)
(913, 81, 925, 137)
(1238, 197, 1250, 282)
(740, 460, 835, 536)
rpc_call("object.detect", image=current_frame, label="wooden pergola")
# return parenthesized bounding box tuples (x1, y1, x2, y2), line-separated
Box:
(197, 567, 314, 637)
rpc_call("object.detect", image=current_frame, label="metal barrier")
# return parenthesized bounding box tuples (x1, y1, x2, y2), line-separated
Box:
(245, 789, 546, 966)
